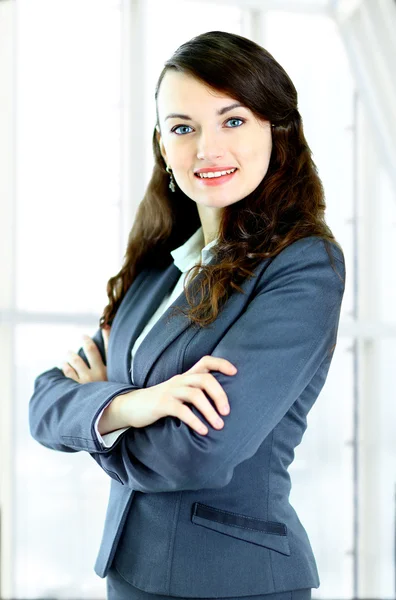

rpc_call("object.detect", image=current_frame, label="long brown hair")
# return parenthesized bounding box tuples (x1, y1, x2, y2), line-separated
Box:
(99, 30, 343, 330)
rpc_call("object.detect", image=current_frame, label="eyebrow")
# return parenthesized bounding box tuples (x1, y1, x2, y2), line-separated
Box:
(165, 102, 245, 121)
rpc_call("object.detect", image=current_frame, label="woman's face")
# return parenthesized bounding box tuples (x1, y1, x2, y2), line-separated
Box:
(156, 70, 273, 210)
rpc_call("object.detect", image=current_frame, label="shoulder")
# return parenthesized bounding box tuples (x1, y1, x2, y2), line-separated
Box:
(270, 235, 344, 271)
(274, 235, 344, 264)
(256, 235, 346, 296)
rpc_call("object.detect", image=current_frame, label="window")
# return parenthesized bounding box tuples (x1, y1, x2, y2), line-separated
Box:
(10, 0, 122, 597)
(4, 1, 394, 597)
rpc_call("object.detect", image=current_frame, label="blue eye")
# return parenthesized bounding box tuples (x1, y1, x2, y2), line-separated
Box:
(172, 125, 193, 135)
(171, 117, 245, 135)
(226, 118, 244, 128)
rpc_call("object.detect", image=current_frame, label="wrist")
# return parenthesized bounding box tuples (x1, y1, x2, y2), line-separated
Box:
(97, 391, 133, 435)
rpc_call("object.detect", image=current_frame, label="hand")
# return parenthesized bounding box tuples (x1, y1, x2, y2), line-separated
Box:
(62, 326, 111, 384)
(117, 355, 237, 435)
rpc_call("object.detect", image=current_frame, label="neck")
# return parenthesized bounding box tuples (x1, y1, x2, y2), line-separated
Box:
(197, 204, 222, 246)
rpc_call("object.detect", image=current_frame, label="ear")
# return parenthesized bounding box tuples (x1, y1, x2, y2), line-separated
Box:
(155, 125, 168, 164)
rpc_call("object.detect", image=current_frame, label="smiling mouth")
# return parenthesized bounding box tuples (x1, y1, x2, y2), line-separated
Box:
(194, 168, 237, 179)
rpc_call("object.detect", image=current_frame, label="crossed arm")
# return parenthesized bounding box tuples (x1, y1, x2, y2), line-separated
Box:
(29, 237, 345, 492)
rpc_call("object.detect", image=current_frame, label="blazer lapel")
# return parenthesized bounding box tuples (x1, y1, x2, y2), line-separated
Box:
(132, 259, 217, 388)
(107, 262, 182, 383)
(108, 254, 272, 387)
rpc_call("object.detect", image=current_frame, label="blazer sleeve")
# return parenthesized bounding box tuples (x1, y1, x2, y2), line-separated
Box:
(28, 327, 138, 453)
(88, 237, 346, 492)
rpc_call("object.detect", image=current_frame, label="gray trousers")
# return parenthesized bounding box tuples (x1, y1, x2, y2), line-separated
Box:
(106, 565, 312, 600)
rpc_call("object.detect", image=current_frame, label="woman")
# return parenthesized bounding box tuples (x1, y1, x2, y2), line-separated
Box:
(29, 31, 346, 599)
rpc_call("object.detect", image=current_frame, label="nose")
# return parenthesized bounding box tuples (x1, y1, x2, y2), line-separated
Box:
(196, 130, 224, 161)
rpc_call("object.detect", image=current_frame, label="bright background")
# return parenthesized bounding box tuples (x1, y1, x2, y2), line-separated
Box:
(1, 0, 395, 598)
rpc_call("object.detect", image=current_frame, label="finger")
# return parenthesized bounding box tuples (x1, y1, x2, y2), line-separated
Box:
(181, 372, 230, 416)
(187, 356, 237, 375)
(178, 386, 225, 430)
(67, 350, 92, 376)
(173, 403, 209, 436)
(182, 387, 226, 429)
(81, 336, 104, 369)
(201, 356, 237, 374)
(62, 361, 79, 382)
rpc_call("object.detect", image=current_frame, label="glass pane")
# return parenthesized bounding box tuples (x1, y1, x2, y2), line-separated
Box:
(378, 165, 396, 324)
(290, 337, 354, 598)
(264, 11, 355, 323)
(15, 323, 109, 599)
(358, 338, 396, 596)
(15, 0, 122, 315)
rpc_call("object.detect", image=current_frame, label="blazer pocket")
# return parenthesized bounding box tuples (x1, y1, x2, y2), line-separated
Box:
(191, 502, 290, 556)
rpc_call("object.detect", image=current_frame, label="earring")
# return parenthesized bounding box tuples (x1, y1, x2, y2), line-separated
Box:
(166, 165, 176, 192)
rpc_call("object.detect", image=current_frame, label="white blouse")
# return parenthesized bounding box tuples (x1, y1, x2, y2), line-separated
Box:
(96, 226, 218, 447)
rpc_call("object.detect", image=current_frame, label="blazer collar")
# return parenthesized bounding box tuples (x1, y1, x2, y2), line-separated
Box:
(107, 253, 219, 386)
(107, 231, 269, 387)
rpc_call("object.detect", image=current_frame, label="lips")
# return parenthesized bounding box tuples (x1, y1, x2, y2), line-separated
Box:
(194, 168, 238, 186)
(194, 168, 237, 179)
(194, 166, 237, 175)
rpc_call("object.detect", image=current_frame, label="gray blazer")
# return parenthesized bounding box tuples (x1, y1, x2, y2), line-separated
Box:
(29, 235, 345, 596)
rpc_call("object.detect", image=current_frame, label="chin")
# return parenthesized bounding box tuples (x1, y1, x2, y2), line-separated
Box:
(200, 199, 232, 208)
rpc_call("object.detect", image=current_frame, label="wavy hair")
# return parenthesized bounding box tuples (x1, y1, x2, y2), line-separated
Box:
(99, 30, 343, 330)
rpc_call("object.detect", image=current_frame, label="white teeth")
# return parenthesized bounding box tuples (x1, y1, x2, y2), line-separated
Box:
(197, 168, 236, 179)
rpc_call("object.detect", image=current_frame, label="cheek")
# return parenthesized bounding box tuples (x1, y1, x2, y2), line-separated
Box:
(167, 139, 194, 166)
(237, 139, 272, 184)
(250, 136, 272, 166)
(237, 143, 271, 170)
